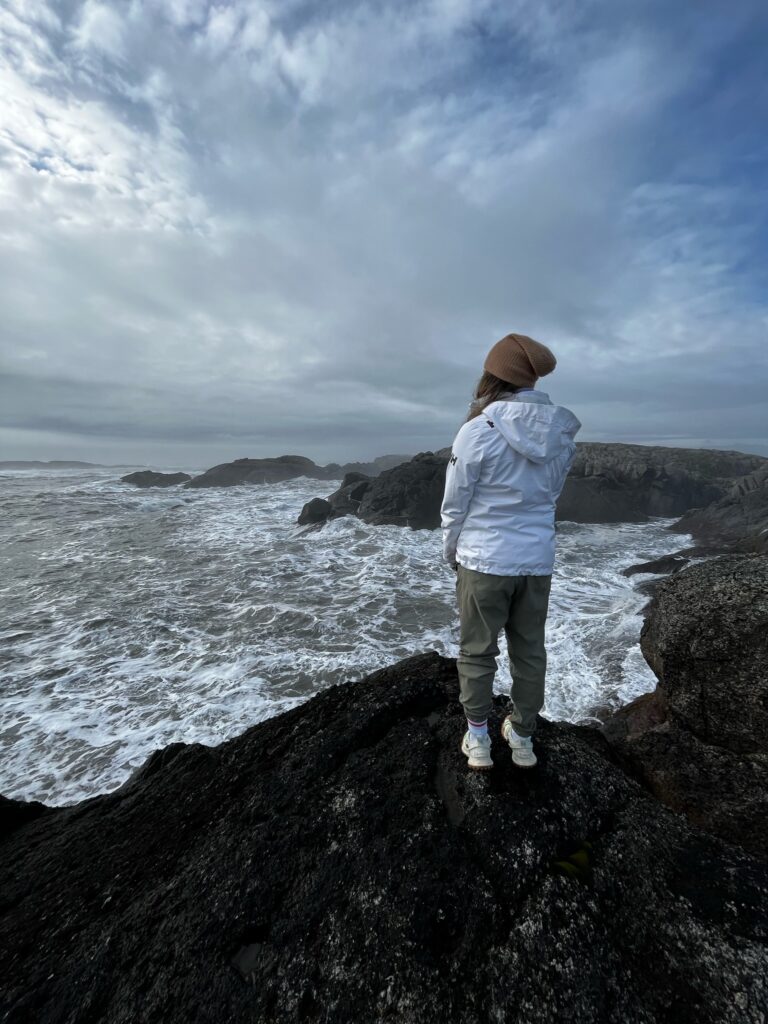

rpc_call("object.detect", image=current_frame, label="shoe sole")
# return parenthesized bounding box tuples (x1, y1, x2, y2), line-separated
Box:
(460, 739, 493, 771)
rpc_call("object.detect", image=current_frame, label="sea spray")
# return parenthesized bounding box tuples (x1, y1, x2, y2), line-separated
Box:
(0, 467, 692, 804)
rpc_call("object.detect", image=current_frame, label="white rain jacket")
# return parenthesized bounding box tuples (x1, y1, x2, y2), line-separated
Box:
(441, 389, 581, 575)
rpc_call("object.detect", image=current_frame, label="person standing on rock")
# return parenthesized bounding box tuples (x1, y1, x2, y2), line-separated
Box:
(441, 333, 581, 771)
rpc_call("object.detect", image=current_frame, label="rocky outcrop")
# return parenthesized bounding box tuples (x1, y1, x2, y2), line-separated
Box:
(121, 471, 192, 487)
(670, 464, 768, 553)
(185, 454, 410, 489)
(186, 455, 329, 488)
(558, 444, 765, 523)
(323, 471, 374, 520)
(3, 644, 768, 1022)
(296, 496, 333, 525)
(298, 443, 766, 530)
(622, 553, 691, 577)
(323, 454, 412, 479)
(297, 455, 449, 530)
(604, 554, 768, 857)
(352, 453, 450, 529)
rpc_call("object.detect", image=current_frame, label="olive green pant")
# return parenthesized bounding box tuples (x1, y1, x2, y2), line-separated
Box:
(456, 565, 552, 737)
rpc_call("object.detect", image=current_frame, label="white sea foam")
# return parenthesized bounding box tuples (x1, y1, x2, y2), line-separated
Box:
(0, 468, 693, 805)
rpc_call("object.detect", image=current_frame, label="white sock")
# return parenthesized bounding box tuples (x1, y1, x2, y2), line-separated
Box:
(467, 718, 488, 739)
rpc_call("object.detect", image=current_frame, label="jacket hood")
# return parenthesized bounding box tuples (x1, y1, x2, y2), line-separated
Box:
(482, 390, 582, 465)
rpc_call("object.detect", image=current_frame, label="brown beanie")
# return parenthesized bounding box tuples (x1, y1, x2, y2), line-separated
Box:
(483, 333, 556, 389)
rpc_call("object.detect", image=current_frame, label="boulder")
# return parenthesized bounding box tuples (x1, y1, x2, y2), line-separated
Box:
(622, 553, 690, 577)
(671, 464, 768, 553)
(121, 471, 192, 487)
(297, 474, 374, 526)
(356, 452, 448, 529)
(2, 651, 767, 1023)
(327, 472, 374, 517)
(604, 554, 768, 856)
(296, 497, 332, 526)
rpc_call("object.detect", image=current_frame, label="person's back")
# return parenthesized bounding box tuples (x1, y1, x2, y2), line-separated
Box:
(440, 333, 581, 772)
(443, 389, 580, 576)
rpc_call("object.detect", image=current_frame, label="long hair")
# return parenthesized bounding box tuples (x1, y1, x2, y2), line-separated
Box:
(465, 370, 519, 421)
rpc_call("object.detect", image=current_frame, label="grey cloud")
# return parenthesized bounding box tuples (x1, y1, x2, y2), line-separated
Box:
(0, 0, 766, 465)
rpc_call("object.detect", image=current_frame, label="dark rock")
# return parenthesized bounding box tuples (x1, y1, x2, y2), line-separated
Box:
(558, 444, 766, 523)
(323, 455, 413, 478)
(357, 452, 448, 529)
(300, 443, 767, 531)
(297, 497, 333, 525)
(0, 794, 48, 841)
(604, 554, 768, 856)
(340, 471, 370, 487)
(2, 651, 767, 1022)
(121, 471, 192, 487)
(671, 464, 768, 553)
(337, 480, 373, 514)
(298, 474, 376, 526)
(622, 554, 690, 577)
(186, 455, 325, 488)
(186, 455, 410, 489)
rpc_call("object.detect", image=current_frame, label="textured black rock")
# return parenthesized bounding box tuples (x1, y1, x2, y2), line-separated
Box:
(2, 651, 768, 1023)
(298, 443, 766, 530)
(297, 496, 333, 525)
(186, 454, 328, 488)
(186, 455, 409, 489)
(356, 452, 449, 529)
(297, 473, 374, 526)
(622, 553, 690, 577)
(671, 464, 768, 553)
(558, 444, 765, 523)
(604, 554, 768, 857)
(121, 471, 192, 487)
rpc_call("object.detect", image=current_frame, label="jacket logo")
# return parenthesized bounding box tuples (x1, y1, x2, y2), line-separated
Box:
(449, 454, 457, 465)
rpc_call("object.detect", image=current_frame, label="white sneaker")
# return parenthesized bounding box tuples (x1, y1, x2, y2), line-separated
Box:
(501, 716, 537, 768)
(461, 731, 493, 771)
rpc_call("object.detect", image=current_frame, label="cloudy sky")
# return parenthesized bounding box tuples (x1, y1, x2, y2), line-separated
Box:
(1, 0, 766, 468)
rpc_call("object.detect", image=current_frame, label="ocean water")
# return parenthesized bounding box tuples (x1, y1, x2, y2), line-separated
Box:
(0, 467, 692, 806)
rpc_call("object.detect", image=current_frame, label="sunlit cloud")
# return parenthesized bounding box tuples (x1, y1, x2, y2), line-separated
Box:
(1, 0, 766, 465)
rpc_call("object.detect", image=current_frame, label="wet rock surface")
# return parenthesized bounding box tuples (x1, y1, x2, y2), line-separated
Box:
(121, 470, 192, 487)
(298, 443, 766, 529)
(622, 553, 690, 576)
(604, 554, 768, 857)
(2, 649, 767, 1023)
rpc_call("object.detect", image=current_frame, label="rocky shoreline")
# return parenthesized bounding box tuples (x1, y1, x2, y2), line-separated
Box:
(121, 454, 411, 489)
(297, 442, 767, 535)
(2, 552, 767, 1022)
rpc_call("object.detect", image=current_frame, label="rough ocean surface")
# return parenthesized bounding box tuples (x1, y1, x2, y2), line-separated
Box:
(2, 649, 767, 1024)
(1, 468, 694, 806)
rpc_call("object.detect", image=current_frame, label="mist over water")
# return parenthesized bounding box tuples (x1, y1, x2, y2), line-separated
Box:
(0, 468, 691, 805)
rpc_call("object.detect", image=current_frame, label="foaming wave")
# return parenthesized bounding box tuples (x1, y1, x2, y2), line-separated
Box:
(0, 469, 692, 804)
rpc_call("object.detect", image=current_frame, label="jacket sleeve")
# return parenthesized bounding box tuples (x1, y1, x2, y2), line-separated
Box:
(550, 440, 576, 502)
(440, 424, 483, 565)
